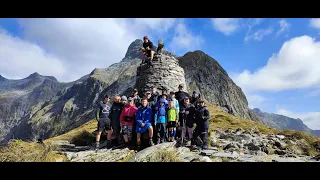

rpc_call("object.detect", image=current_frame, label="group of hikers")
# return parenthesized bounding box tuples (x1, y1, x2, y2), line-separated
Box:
(94, 36, 210, 152)
(95, 84, 210, 152)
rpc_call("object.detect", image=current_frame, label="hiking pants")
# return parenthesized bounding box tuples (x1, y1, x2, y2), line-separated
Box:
(192, 123, 208, 146)
(156, 123, 166, 143)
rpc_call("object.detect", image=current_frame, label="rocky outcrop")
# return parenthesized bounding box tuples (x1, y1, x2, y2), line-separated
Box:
(179, 51, 258, 121)
(56, 129, 319, 162)
(135, 53, 187, 95)
(253, 108, 320, 137)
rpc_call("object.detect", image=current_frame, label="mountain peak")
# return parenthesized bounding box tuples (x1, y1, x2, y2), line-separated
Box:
(122, 39, 144, 62)
(253, 108, 262, 113)
(0, 75, 8, 82)
(27, 72, 41, 79)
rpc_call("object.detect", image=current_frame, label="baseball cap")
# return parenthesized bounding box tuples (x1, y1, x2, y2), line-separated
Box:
(170, 91, 175, 94)
(121, 96, 127, 101)
(199, 99, 205, 103)
(146, 91, 151, 94)
(133, 89, 138, 92)
(128, 97, 133, 101)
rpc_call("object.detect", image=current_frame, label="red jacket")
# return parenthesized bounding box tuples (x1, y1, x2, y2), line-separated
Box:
(120, 104, 138, 126)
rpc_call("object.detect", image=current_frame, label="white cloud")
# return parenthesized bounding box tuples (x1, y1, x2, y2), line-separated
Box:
(244, 18, 264, 42)
(276, 19, 290, 37)
(234, 35, 320, 92)
(1, 18, 178, 82)
(245, 27, 273, 42)
(247, 94, 268, 109)
(276, 108, 320, 130)
(169, 23, 204, 53)
(211, 18, 240, 36)
(0, 28, 67, 80)
(309, 18, 320, 29)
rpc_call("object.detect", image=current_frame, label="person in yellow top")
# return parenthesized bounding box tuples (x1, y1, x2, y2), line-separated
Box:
(166, 100, 179, 142)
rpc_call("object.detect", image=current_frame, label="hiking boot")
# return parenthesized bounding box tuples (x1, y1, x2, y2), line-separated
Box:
(202, 145, 208, 150)
(136, 145, 141, 152)
(106, 140, 112, 149)
(95, 142, 100, 152)
(149, 139, 155, 146)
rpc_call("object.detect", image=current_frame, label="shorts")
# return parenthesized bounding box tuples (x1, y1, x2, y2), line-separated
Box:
(136, 122, 152, 134)
(97, 118, 111, 132)
(167, 121, 177, 128)
(122, 125, 133, 137)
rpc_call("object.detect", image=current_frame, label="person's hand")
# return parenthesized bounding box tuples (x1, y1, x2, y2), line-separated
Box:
(176, 120, 178, 124)
(141, 123, 145, 127)
(154, 122, 157, 126)
(185, 111, 189, 115)
(146, 47, 150, 50)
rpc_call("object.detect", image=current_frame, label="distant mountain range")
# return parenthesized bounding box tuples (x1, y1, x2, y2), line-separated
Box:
(253, 108, 320, 137)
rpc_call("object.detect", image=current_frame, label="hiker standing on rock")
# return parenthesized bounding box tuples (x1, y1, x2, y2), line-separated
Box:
(175, 84, 190, 106)
(179, 97, 196, 146)
(168, 91, 180, 114)
(150, 86, 159, 105)
(121, 96, 128, 105)
(135, 98, 154, 151)
(192, 99, 210, 150)
(120, 97, 138, 148)
(141, 36, 155, 65)
(191, 90, 201, 109)
(129, 89, 141, 108)
(109, 96, 124, 148)
(154, 98, 168, 144)
(157, 87, 168, 102)
(95, 95, 112, 151)
(167, 100, 179, 142)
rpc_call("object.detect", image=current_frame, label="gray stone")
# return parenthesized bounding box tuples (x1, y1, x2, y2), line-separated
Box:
(136, 54, 187, 95)
(272, 157, 305, 162)
(199, 156, 212, 162)
(245, 143, 261, 151)
(200, 149, 218, 156)
(276, 135, 286, 140)
(211, 152, 239, 159)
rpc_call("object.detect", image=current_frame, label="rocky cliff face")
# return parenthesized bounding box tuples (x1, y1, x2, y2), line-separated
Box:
(253, 108, 320, 137)
(179, 51, 258, 121)
(136, 53, 187, 95)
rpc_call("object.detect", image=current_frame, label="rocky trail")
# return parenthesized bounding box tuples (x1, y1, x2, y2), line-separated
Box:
(53, 128, 320, 162)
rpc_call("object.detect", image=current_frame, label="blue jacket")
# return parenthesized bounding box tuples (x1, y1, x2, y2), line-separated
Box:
(154, 105, 167, 123)
(136, 106, 153, 126)
(171, 98, 180, 114)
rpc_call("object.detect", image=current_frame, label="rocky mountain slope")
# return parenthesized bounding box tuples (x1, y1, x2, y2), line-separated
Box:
(178, 51, 258, 121)
(0, 73, 71, 143)
(253, 108, 320, 137)
(0, 40, 143, 143)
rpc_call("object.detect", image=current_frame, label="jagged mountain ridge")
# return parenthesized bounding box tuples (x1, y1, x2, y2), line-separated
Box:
(1, 39, 264, 143)
(253, 108, 320, 137)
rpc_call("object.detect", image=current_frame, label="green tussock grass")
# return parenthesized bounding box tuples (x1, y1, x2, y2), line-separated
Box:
(45, 119, 98, 145)
(0, 140, 67, 162)
(206, 103, 279, 135)
(28, 104, 53, 124)
(144, 149, 182, 162)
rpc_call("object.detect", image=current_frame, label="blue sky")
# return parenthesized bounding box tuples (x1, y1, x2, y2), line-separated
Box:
(1, 18, 320, 129)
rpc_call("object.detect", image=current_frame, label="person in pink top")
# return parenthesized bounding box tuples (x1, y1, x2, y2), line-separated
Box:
(120, 97, 138, 148)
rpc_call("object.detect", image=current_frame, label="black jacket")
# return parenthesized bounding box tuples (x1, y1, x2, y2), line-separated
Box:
(175, 91, 190, 105)
(151, 92, 159, 105)
(143, 40, 154, 50)
(191, 96, 200, 108)
(108, 102, 124, 124)
(195, 106, 210, 129)
(179, 103, 196, 125)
